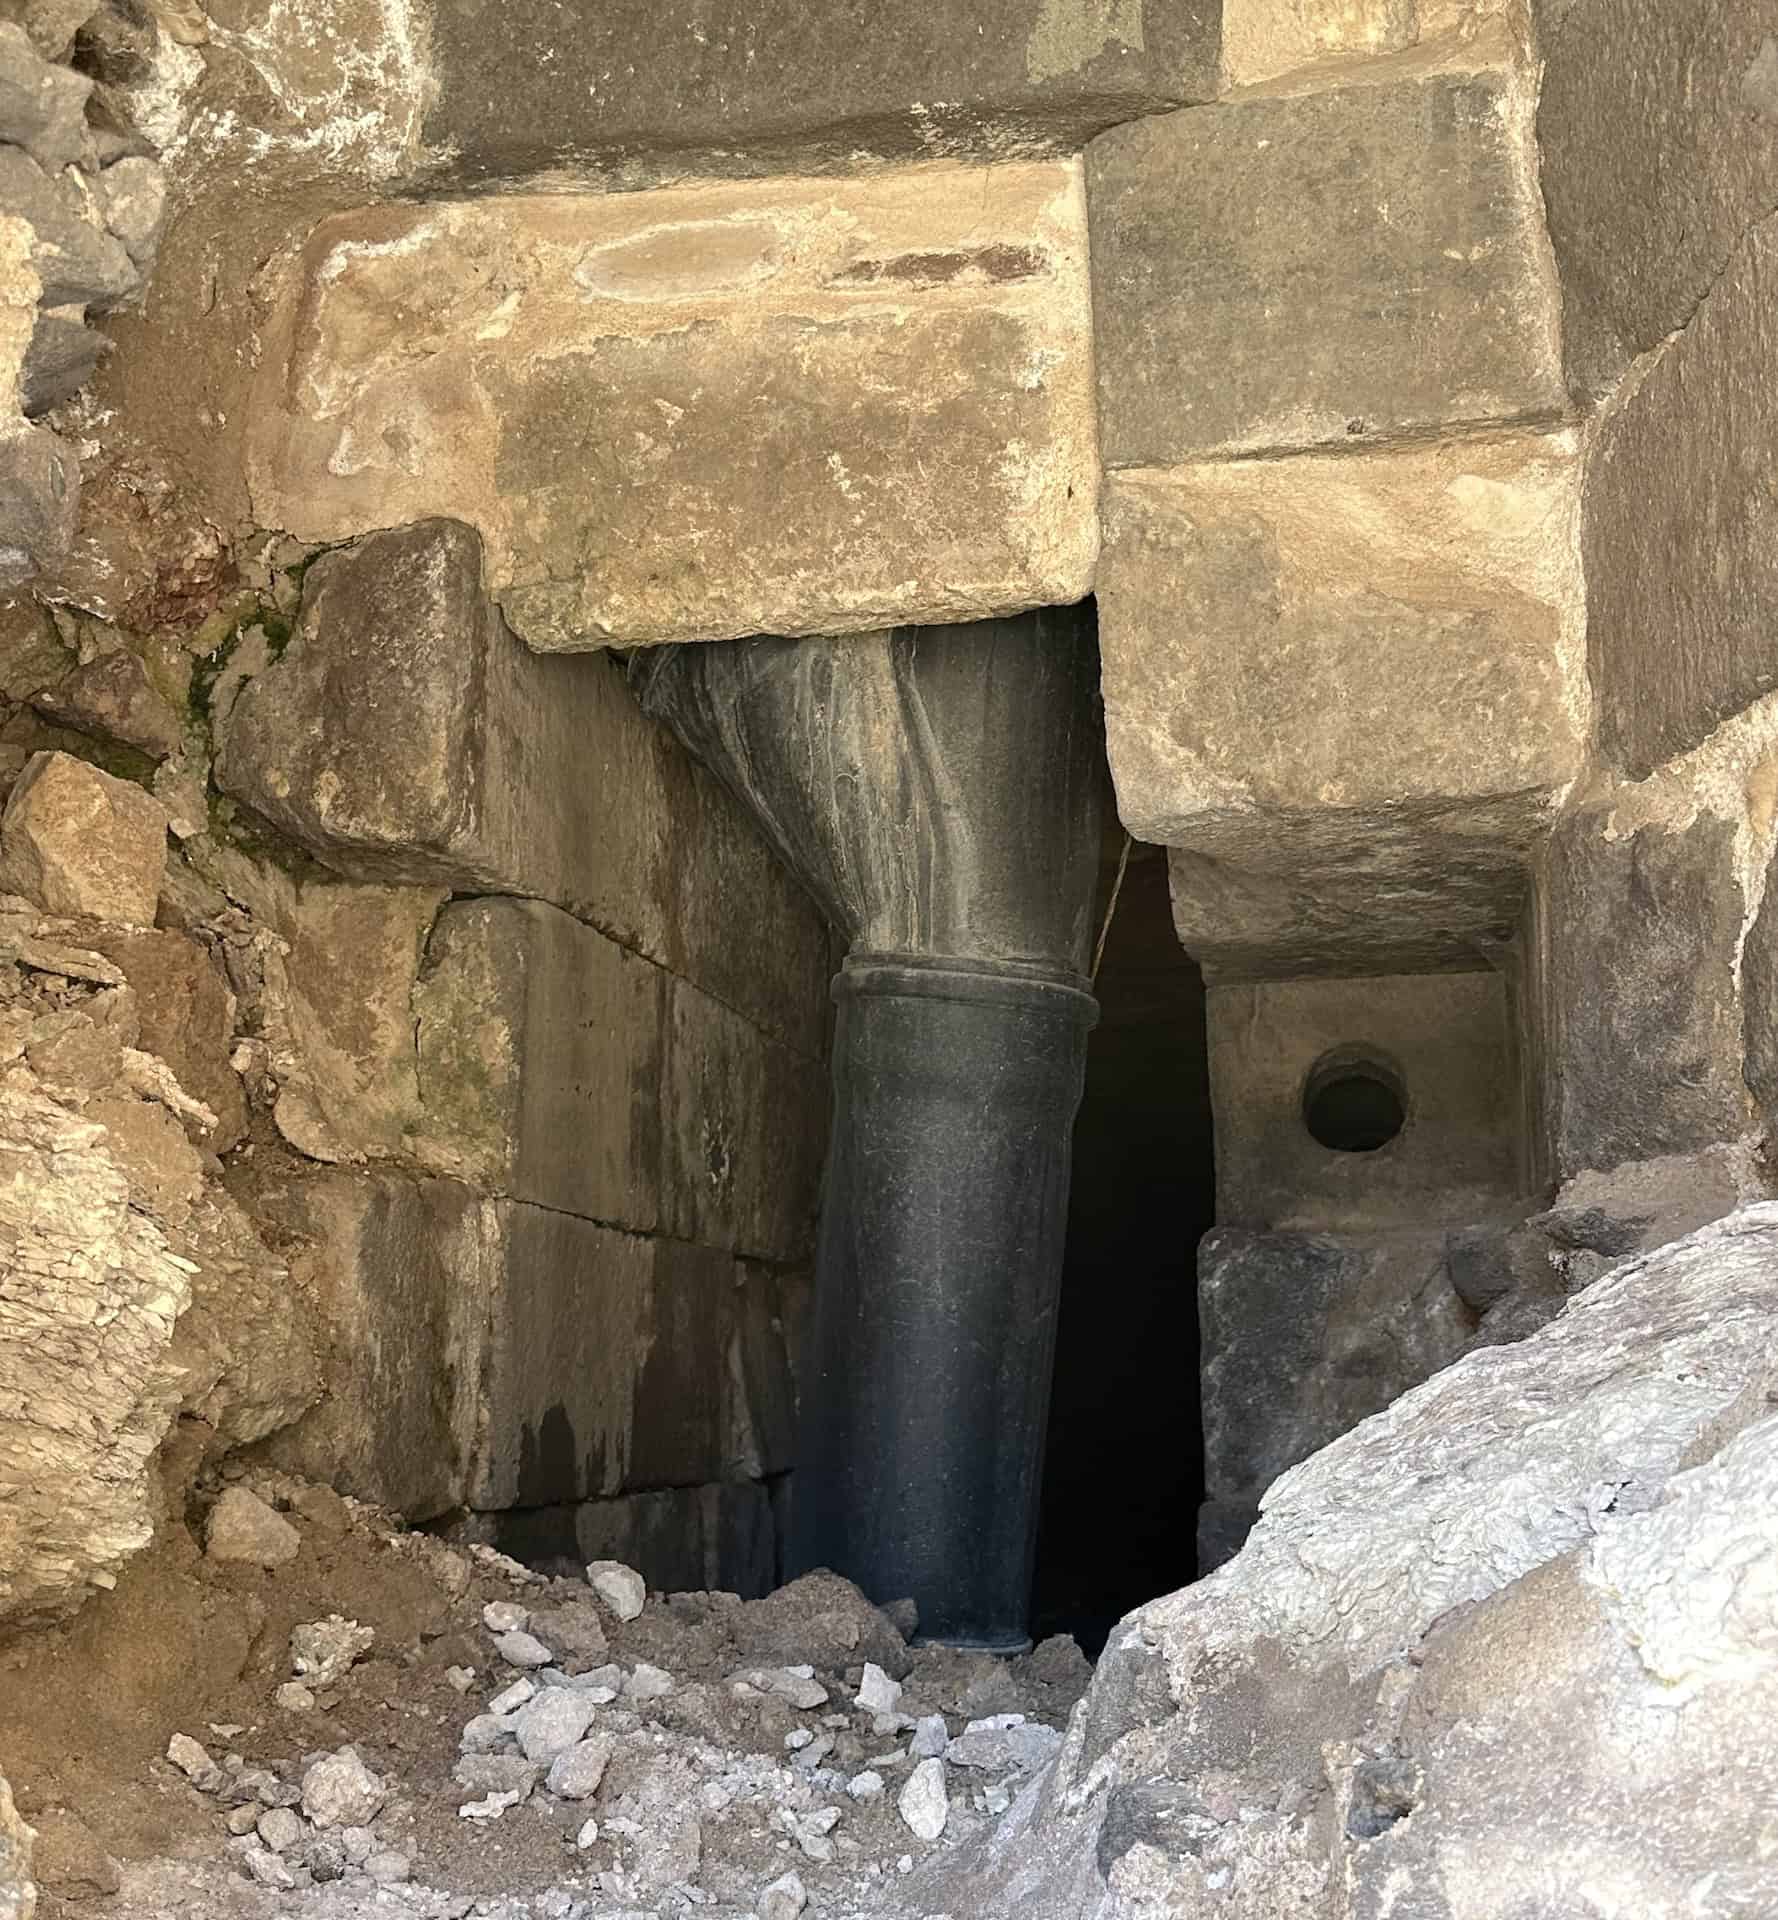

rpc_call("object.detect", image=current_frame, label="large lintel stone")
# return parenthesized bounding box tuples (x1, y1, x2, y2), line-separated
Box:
(1098, 431, 1588, 977)
(1087, 69, 1566, 464)
(421, 0, 1218, 185)
(247, 166, 1098, 649)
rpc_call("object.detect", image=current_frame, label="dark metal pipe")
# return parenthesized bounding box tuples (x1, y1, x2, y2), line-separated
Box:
(632, 610, 1101, 1645)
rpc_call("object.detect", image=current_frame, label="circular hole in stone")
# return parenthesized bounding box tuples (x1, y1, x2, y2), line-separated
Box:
(1302, 1051, 1407, 1154)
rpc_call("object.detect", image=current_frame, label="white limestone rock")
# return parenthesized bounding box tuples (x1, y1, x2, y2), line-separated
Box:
(898, 1758, 948, 1843)
(586, 1560, 646, 1622)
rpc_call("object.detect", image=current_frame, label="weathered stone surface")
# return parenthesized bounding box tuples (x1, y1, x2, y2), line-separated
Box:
(31, 645, 183, 759)
(414, 897, 664, 1227)
(1539, 0, 1778, 387)
(0, 148, 137, 310)
(727, 1265, 802, 1481)
(88, 927, 246, 1152)
(213, 519, 828, 1050)
(0, 421, 79, 588)
(0, 1068, 193, 1626)
(204, 1485, 301, 1567)
(1097, 434, 1587, 976)
(662, 979, 826, 1261)
(1584, 214, 1778, 778)
(1219, 0, 1472, 87)
(1198, 1227, 1472, 1528)
(0, 1767, 34, 1920)
(0, 750, 166, 924)
(925, 1205, 1778, 1918)
(422, 0, 1217, 185)
(18, 308, 108, 418)
(0, 19, 90, 171)
(1537, 808, 1750, 1178)
(1743, 832, 1778, 1135)
(246, 166, 1097, 648)
(1087, 72, 1565, 465)
(255, 1170, 488, 1521)
(1206, 972, 1518, 1229)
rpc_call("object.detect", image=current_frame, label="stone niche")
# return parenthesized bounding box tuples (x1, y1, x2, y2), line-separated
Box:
(1196, 970, 1519, 1564)
(246, 163, 1099, 651)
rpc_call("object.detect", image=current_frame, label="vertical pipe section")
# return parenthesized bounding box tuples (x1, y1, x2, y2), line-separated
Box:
(632, 608, 1102, 1646)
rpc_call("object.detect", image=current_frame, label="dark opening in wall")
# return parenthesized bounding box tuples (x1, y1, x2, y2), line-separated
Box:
(1302, 1049, 1408, 1154)
(1032, 834, 1216, 1656)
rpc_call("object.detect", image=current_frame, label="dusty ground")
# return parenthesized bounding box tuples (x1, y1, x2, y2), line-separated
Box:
(0, 1465, 1091, 1919)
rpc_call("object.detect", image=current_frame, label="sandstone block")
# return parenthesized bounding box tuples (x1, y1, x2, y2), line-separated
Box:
(663, 980, 826, 1262)
(246, 166, 1098, 648)
(204, 1485, 301, 1567)
(1198, 1228, 1472, 1520)
(414, 897, 664, 1228)
(1096, 434, 1587, 976)
(1583, 215, 1778, 778)
(1535, 809, 1751, 1178)
(422, 0, 1217, 184)
(255, 1170, 489, 1521)
(1206, 972, 1518, 1230)
(213, 519, 829, 1049)
(1538, 0, 1778, 386)
(0, 750, 167, 925)
(1087, 72, 1565, 464)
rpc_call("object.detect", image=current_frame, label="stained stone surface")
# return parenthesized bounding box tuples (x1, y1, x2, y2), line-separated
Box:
(1097, 433, 1587, 976)
(1538, 0, 1778, 388)
(420, 0, 1219, 185)
(0, 751, 167, 925)
(1087, 70, 1566, 464)
(245, 166, 1098, 649)
(1583, 214, 1778, 778)
(1537, 809, 1750, 1179)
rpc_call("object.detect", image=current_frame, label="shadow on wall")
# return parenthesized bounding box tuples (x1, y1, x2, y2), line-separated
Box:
(1033, 837, 1214, 1655)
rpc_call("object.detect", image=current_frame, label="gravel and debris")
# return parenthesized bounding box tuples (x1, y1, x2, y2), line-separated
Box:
(18, 1481, 1094, 1920)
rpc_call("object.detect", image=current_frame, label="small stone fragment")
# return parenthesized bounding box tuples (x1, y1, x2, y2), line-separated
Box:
(623, 1662, 674, 1702)
(458, 1714, 515, 1755)
(300, 1749, 388, 1830)
(899, 1758, 948, 1842)
(166, 1733, 225, 1792)
(586, 1560, 647, 1621)
(256, 1807, 302, 1853)
(290, 1616, 374, 1687)
(242, 1845, 296, 1890)
(339, 1827, 376, 1866)
(545, 1736, 614, 1801)
(482, 1600, 530, 1634)
(458, 1788, 524, 1822)
(453, 1754, 539, 1797)
(855, 1663, 902, 1717)
(205, 1487, 301, 1568)
(366, 1850, 411, 1885)
(488, 1677, 538, 1716)
(494, 1629, 552, 1669)
(759, 1868, 809, 1919)
(575, 1817, 599, 1849)
(224, 1804, 260, 1836)
(848, 1771, 886, 1801)
(445, 1665, 476, 1692)
(513, 1688, 599, 1764)
(911, 1715, 949, 1759)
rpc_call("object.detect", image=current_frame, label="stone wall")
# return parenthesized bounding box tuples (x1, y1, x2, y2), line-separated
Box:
(0, 513, 831, 1626)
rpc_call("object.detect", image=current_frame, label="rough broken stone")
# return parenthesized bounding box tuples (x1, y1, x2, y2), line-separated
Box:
(1097, 433, 1586, 977)
(855, 1664, 902, 1717)
(421, 0, 1216, 184)
(943, 1721, 1062, 1774)
(299, 1750, 387, 1830)
(204, 1486, 301, 1569)
(0, 752, 167, 926)
(624, 1662, 675, 1703)
(289, 1617, 375, 1688)
(246, 168, 1098, 648)
(0, 421, 80, 590)
(545, 1737, 614, 1802)
(494, 1629, 553, 1670)
(254, 1807, 302, 1853)
(587, 1559, 648, 1620)
(365, 1850, 410, 1886)
(19, 308, 108, 417)
(166, 1734, 223, 1793)
(1583, 214, 1778, 777)
(911, 1716, 949, 1760)
(0, 148, 137, 309)
(273, 1682, 315, 1714)
(512, 1688, 599, 1764)
(1088, 72, 1565, 463)
(481, 1600, 530, 1634)
(898, 1758, 948, 1842)
(93, 154, 165, 261)
(487, 1677, 538, 1717)
(457, 1788, 524, 1823)
(0, 20, 90, 170)
(31, 646, 184, 761)
(757, 1868, 808, 1920)
(241, 1846, 295, 1891)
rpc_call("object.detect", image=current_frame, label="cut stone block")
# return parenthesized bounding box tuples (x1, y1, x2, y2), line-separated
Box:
(1206, 972, 1519, 1232)
(1539, 0, 1778, 386)
(0, 750, 166, 925)
(256, 1170, 489, 1521)
(1583, 214, 1778, 778)
(663, 979, 827, 1262)
(1198, 1226, 1472, 1513)
(1534, 809, 1751, 1180)
(727, 1264, 803, 1482)
(1097, 433, 1587, 977)
(246, 165, 1098, 648)
(1087, 70, 1566, 463)
(423, 0, 1218, 185)
(414, 897, 665, 1229)
(213, 518, 828, 1051)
